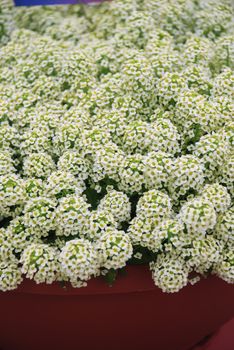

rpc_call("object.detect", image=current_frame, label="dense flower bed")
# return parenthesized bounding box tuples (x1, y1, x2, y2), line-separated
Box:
(0, 0, 233, 293)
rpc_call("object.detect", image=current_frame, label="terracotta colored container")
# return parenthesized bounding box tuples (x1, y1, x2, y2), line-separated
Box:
(0, 265, 233, 350)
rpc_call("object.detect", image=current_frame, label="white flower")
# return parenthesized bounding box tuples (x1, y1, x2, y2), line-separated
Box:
(23, 152, 56, 179)
(219, 152, 234, 197)
(136, 189, 172, 224)
(0, 228, 15, 262)
(178, 198, 217, 235)
(0, 174, 26, 217)
(84, 209, 118, 241)
(150, 254, 189, 293)
(168, 155, 204, 203)
(194, 133, 230, 181)
(118, 154, 146, 194)
(148, 219, 186, 253)
(55, 195, 90, 237)
(7, 216, 42, 253)
(96, 229, 133, 270)
(184, 236, 223, 274)
(0, 150, 15, 175)
(156, 72, 187, 108)
(214, 248, 234, 284)
(23, 197, 57, 237)
(148, 118, 181, 155)
(98, 189, 131, 224)
(0, 261, 22, 292)
(200, 183, 231, 213)
(57, 150, 90, 181)
(21, 243, 59, 284)
(214, 207, 234, 243)
(45, 171, 85, 199)
(59, 238, 100, 287)
(127, 216, 156, 247)
(143, 151, 173, 191)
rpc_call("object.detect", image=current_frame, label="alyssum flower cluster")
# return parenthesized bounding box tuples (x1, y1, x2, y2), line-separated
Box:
(0, 0, 233, 293)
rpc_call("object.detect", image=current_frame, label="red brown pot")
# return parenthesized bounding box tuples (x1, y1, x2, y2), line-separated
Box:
(0, 265, 233, 350)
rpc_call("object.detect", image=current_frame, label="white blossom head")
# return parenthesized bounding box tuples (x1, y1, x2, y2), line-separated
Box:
(136, 189, 172, 225)
(0, 227, 15, 262)
(178, 198, 217, 235)
(45, 171, 85, 199)
(57, 150, 90, 181)
(156, 72, 187, 108)
(98, 189, 131, 224)
(118, 154, 146, 195)
(0, 261, 22, 292)
(59, 238, 100, 287)
(149, 219, 186, 253)
(168, 155, 204, 203)
(0, 150, 15, 175)
(23, 152, 56, 179)
(214, 248, 234, 284)
(148, 118, 181, 155)
(184, 236, 223, 274)
(55, 195, 90, 237)
(96, 229, 133, 270)
(21, 243, 59, 284)
(214, 206, 234, 243)
(150, 253, 189, 293)
(143, 151, 173, 190)
(194, 133, 229, 181)
(0, 174, 26, 217)
(23, 197, 57, 237)
(200, 183, 231, 213)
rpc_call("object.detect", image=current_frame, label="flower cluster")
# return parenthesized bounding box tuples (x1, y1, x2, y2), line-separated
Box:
(59, 239, 99, 287)
(20, 243, 59, 284)
(0, 0, 233, 293)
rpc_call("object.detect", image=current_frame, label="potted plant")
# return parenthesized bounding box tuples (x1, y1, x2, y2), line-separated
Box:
(0, 0, 233, 349)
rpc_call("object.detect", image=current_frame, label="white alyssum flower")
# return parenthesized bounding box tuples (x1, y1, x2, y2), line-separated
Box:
(84, 210, 118, 241)
(168, 155, 204, 203)
(118, 154, 146, 195)
(178, 198, 217, 235)
(96, 229, 133, 270)
(24, 178, 44, 199)
(143, 118, 181, 155)
(219, 152, 234, 197)
(150, 253, 189, 293)
(214, 207, 234, 243)
(200, 183, 231, 213)
(23, 197, 57, 237)
(136, 189, 172, 224)
(45, 171, 85, 199)
(55, 195, 90, 237)
(7, 216, 42, 253)
(156, 72, 187, 108)
(21, 243, 59, 284)
(23, 152, 56, 179)
(98, 189, 131, 224)
(184, 235, 223, 274)
(148, 219, 186, 253)
(59, 238, 100, 287)
(0, 150, 15, 175)
(57, 150, 90, 181)
(214, 248, 234, 284)
(143, 151, 173, 190)
(127, 216, 157, 248)
(0, 227, 15, 262)
(194, 133, 230, 181)
(0, 174, 26, 217)
(0, 261, 22, 292)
